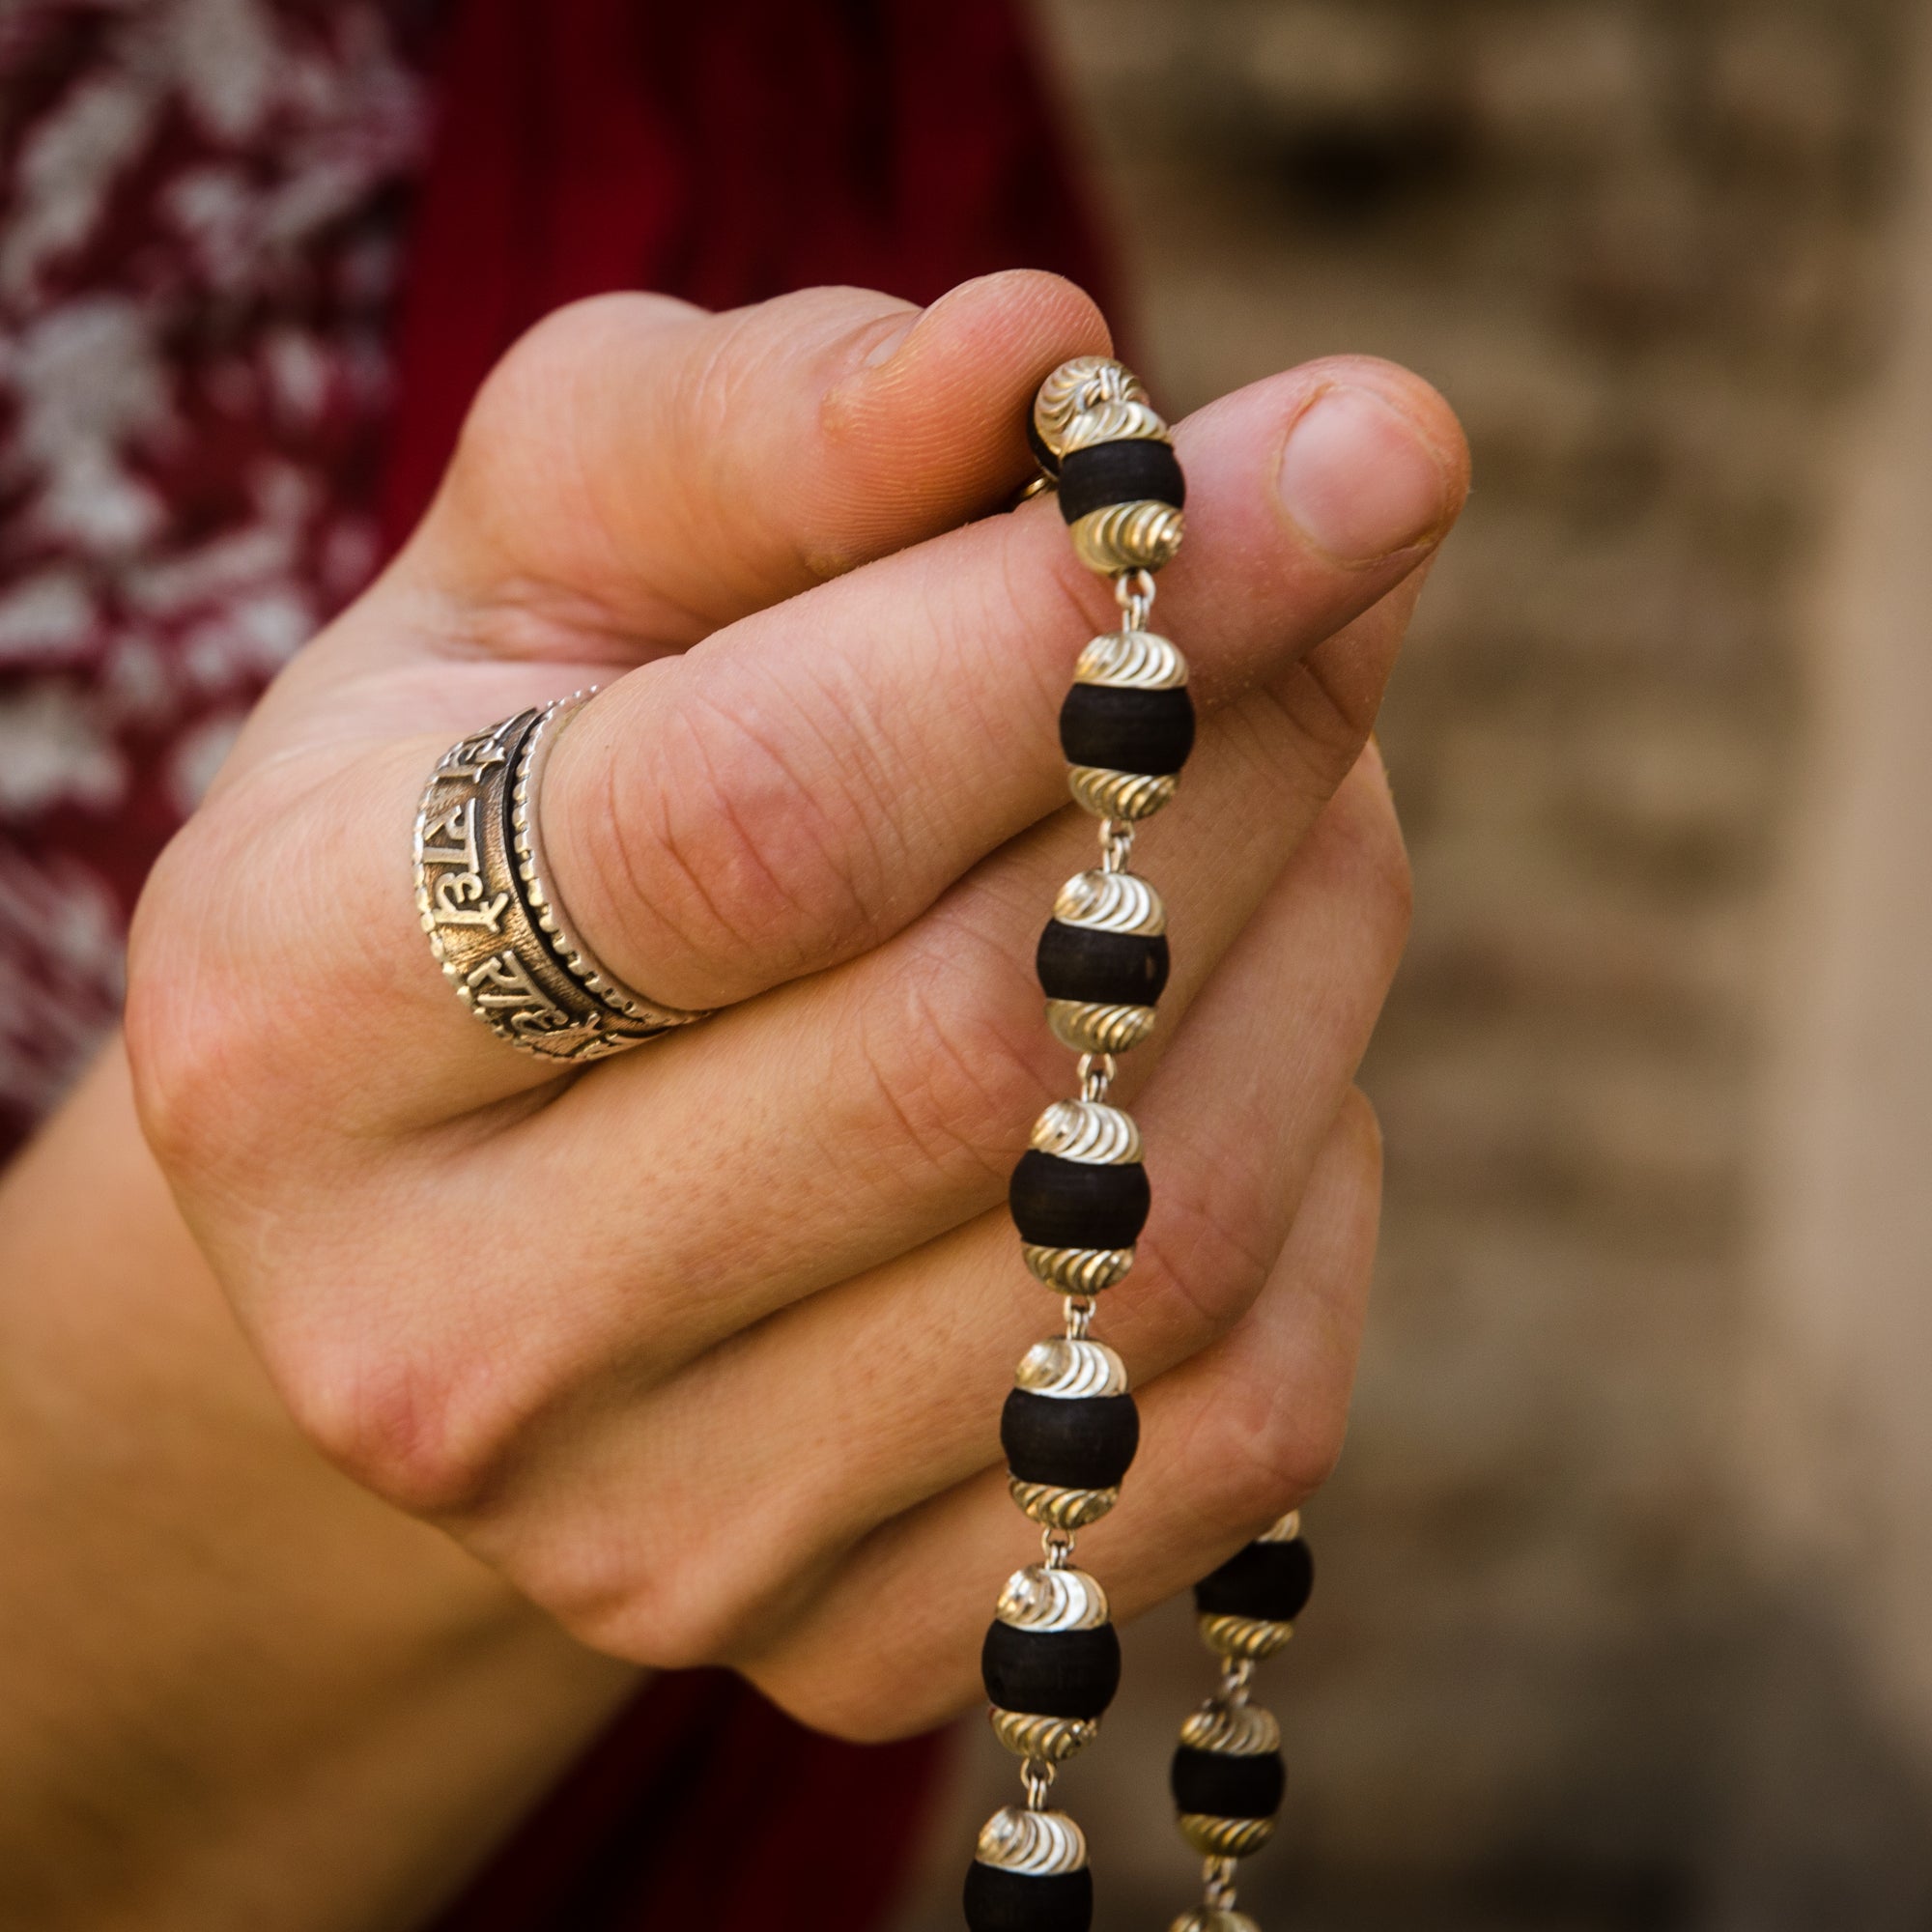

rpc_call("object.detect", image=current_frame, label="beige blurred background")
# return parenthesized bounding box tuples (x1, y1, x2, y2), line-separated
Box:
(905, 1, 1932, 1925)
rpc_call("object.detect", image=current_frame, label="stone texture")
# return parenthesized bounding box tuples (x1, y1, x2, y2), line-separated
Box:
(893, 3, 1932, 1928)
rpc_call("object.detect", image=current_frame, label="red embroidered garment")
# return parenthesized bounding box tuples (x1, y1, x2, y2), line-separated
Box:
(0, 2, 1110, 1924)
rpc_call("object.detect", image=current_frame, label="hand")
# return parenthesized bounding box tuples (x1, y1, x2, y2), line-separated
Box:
(126, 271, 1467, 1739)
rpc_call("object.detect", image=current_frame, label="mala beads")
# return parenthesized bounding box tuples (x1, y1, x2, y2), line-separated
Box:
(964, 358, 1316, 1932)
(963, 354, 1181, 1932)
(1167, 1513, 1314, 1931)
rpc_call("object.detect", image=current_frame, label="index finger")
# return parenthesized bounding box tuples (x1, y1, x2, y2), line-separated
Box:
(540, 355, 1466, 1018)
(409, 270, 1113, 650)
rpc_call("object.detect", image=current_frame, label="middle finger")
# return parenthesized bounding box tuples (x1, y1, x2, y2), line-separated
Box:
(470, 583, 1417, 1387)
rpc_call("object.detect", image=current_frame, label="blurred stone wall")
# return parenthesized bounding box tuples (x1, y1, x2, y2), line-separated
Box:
(898, 3, 1932, 1927)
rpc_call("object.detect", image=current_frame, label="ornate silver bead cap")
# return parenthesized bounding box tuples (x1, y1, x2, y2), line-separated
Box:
(1178, 1814, 1277, 1859)
(1070, 500, 1186, 574)
(997, 1563, 1111, 1633)
(1198, 1613, 1295, 1662)
(1009, 1478, 1122, 1530)
(1034, 355, 1150, 458)
(1180, 1699, 1282, 1756)
(989, 1708, 1102, 1763)
(1059, 397, 1173, 453)
(1015, 1336, 1130, 1400)
(1031, 1097, 1142, 1165)
(1053, 867, 1167, 935)
(1066, 766, 1179, 822)
(1074, 630, 1189, 692)
(1021, 1243, 1137, 1293)
(977, 1804, 1090, 1875)
(1171, 1911, 1262, 1932)
(1258, 1509, 1302, 1544)
(1046, 997, 1159, 1054)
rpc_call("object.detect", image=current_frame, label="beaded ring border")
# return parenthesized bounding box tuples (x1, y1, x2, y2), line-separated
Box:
(965, 357, 1318, 1932)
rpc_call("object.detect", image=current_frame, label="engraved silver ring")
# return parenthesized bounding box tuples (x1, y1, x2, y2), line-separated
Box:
(413, 692, 710, 1061)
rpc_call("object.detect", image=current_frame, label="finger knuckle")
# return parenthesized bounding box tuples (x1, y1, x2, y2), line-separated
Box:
(274, 1334, 507, 1519)
(541, 1531, 784, 1673)
(1332, 1084, 1387, 1183)
(1211, 1346, 1352, 1521)
(588, 680, 896, 996)
(851, 916, 1056, 1195)
(674, 303, 785, 465)
(737, 1612, 978, 1745)
(461, 294, 691, 464)
(124, 839, 268, 1185)
(1197, 1112, 1384, 1519)
(1134, 1125, 1290, 1341)
(1326, 751, 1413, 961)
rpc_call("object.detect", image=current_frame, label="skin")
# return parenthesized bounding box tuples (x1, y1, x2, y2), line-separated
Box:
(1, 270, 1467, 1926)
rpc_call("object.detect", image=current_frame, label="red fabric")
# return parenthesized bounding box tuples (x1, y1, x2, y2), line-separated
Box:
(426, 1670, 949, 1930)
(383, 0, 1114, 538)
(0, 0, 431, 1157)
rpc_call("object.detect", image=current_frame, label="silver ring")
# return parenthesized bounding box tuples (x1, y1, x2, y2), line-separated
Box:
(413, 695, 710, 1061)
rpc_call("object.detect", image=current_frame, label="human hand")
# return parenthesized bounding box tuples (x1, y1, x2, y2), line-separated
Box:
(126, 271, 1466, 1739)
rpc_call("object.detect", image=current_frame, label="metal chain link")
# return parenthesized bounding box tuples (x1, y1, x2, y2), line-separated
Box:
(1204, 1856, 1240, 1910)
(1099, 817, 1136, 874)
(1116, 565, 1156, 632)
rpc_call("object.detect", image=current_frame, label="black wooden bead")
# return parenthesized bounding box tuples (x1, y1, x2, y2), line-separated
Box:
(982, 1621, 1122, 1719)
(1037, 921, 1170, 1007)
(1170, 1744, 1287, 1820)
(1057, 440, 1186, 523)
(1192, 1537, 1315, 1622)
(964, 1862, 1094, 1932)
(1002, 1388, 1141, 1490)
(1059, 685, 1196, 777)
(1009, 1150, 1151, 1250)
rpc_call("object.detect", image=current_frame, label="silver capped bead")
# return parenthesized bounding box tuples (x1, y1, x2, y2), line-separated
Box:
(1014, 1335, 1129, 1399)
(1059, 397, 1173, 453)
(1198, 1613, 1295, 1662)
(1020, 1243, 1136, 1293)
(997, 1563, 1111, 1633)
(1053, 867, 1167, 935)
(1046, 997, 1159, 1054)
(1074, 630, 1189, 692)
(1065, 766, 1179, 822)
(1069, 500, 1185, 574)
(1178, 1814, 1277, 1859)
(1179, 1699, 1282, 1756)
(988, 1708, 1102, 1763)
(1009, 1477, 1122, 1530)
(1033, 355, 1150, 459)
(975, 1804, 1089, 1875)
(1030, 1097, 1142, 1164)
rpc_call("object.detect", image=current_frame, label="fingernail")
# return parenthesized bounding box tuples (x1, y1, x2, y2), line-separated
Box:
(1276, 385, 1450, 563)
